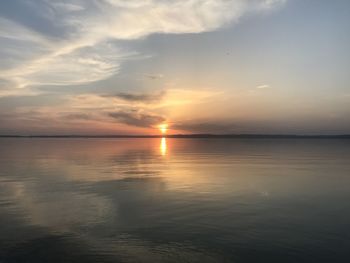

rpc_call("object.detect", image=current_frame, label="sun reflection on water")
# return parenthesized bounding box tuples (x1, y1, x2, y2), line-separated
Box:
(160, 137, 167, 156)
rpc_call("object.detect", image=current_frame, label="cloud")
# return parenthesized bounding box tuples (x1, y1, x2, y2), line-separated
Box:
(0, 0, 286, 92)
(0, 88, 218, 132)
(64, 113, 93, 120)
(144, 73, 164, 80)
(109, 110, 165, 128)
(103, 91, 165, 103)
(256, 84, 270, 89)
(51, 2, 85, 12)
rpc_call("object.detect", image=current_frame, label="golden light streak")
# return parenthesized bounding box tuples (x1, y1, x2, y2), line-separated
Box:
(160, 137, 167, 156)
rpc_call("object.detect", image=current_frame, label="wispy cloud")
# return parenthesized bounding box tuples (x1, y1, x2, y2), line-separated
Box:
(0, 0, 289, 133)
(102, 91, 165, 103)
(50, 2, 85, 12)
(64, 113, 93, 121)
(0, 0, 286, 93)
(256, 84, 270, 89)
(144, 73, 164, 80)
(0, 87, 226, 133)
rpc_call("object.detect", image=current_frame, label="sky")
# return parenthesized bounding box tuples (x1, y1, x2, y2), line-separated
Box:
(0, 0, 349, 135)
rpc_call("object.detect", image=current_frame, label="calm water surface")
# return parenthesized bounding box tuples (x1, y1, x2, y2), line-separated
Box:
(0, 138, 350, 262)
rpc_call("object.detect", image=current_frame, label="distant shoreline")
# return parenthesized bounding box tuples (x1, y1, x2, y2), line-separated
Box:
(1, 134, 349, 139)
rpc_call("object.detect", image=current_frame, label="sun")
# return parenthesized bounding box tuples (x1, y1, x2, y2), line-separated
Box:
(158, 123, 168, 134)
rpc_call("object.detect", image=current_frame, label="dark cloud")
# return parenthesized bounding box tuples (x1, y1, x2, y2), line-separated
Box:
(173, 121, 237, 133)
(109, 110, 165, 128)
(103, 91, 165, 103)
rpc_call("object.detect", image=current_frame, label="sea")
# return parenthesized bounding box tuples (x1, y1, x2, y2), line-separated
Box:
(0, 138, 349, 262)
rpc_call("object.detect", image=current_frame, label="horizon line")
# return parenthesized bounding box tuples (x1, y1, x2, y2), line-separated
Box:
(0, 134, 349, 139)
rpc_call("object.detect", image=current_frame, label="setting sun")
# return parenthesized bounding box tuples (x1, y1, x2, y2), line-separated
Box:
(159, 124, 168, 134)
